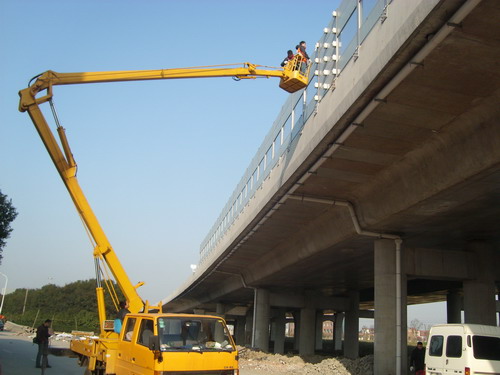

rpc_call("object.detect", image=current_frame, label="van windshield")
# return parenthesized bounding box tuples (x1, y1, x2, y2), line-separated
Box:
(157, 317, 235, 353)
(473, 335, 500, 360)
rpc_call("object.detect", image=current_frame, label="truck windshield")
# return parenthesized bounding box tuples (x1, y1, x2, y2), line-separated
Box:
(472, 335, 500, 360)
(157, 317, 235, 352)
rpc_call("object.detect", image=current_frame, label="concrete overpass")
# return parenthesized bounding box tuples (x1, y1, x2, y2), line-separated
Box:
(163, 0, 500, 373)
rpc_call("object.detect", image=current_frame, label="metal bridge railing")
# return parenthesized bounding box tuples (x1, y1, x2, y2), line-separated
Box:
(200, 0, 391, 263)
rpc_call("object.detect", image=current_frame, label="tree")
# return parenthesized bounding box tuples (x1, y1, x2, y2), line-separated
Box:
(410, 318, 424, 331)
(0, 190, 18, 264)
(3, 279, 124, 332)
(409, 318, 424, 344)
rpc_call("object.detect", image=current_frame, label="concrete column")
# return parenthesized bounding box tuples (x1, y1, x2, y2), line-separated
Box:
(234, 316, 246, 345)
(463, 242, 496, 326)
(292, 311, 300, 350)
(334, 312, 344, 351)
(245, 309, 253, 346)
(401, 260, 408, 373)
(315, 310, 324, 351)
(344, 290, 359, 359)
(498, 292, 500, 325)
(446, 290, 462, 324)
(215, 303, 225, 342)
(374, 239, 406, 375)
(254, 288, 270, 351)
(216, 303, 225, 316)
(299, 307, 315, 355)
(273, 308, 286, 354)
(464, 280, 496, 325)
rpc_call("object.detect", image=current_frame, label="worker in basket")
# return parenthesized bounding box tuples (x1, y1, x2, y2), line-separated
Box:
(296, 40, 310, 74)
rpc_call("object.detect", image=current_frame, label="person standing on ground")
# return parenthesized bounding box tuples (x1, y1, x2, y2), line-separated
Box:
(35, 319, 52, 368)
(410, 341, 425, 375)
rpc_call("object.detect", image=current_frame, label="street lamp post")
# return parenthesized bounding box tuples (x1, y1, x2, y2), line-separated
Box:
(0, 272, 7, 315)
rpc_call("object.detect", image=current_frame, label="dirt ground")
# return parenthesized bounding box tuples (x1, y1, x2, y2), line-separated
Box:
(6, 322, 374, 374)
(238, 347, 373, 375)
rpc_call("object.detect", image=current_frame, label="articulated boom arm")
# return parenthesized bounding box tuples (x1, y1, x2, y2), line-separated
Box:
(20, 96, 145, 323)
(18, 60, 308, 332)
(19, 60, 308, 111)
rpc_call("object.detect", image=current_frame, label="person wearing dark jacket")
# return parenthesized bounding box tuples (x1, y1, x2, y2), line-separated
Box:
(296, 41, 310, 61)
(35, 319, 52, 368)
(280, 50, 295, 67)
(296, 41, 310, 73)
(410, 341, 425, 374)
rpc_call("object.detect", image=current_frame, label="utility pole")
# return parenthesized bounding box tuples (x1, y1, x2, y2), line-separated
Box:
(0, 272, 8, 315)
(22, 289, 29, 315)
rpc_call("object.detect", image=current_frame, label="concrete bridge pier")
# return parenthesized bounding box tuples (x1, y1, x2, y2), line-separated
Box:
(315, 310, 324, 351)
(234, 316, 246, 345)
(446, 290, 462, 324)
(344, 291, 360, 359)
(374, 239, 408, 375)
(245, 309, 253, 346)
(292, 311, 300, 351)
(299, 306, 316, 355)
(498, 292, 500, 324)
(334, 312, 344, 352)
(463, 242, 497, 325)
(253, 288, 270, 351)
(272, 308, 287, 354)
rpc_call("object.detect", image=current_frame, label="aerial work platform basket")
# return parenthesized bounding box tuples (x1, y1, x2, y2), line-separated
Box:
(279, 55, 310, 93)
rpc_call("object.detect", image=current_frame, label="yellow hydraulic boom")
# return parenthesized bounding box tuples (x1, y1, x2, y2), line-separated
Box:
(18, 59, 309, 334)
(19, 60, 308, 112)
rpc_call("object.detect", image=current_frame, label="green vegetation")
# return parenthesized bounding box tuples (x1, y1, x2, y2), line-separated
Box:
(0, 189, 18, 264)
(2, 279, 123, 332)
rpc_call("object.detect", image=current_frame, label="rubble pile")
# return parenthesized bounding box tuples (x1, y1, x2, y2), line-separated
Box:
(5, 321, 73, 349)
(337, 355, 374, 375)
(238, 347, 374, 375)
(5, 321, 33, 335)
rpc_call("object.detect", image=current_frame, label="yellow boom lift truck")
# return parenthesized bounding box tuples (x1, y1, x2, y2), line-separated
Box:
(18, 58, 309, 375)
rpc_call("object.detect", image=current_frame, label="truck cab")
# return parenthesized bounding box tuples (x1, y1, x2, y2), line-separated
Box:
(114, 313, 238, 375)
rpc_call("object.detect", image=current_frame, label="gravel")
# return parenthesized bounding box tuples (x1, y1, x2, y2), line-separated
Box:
(239, 347, 374, 375)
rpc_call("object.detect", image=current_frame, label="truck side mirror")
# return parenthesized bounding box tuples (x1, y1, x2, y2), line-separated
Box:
(148, 335, 160, 351)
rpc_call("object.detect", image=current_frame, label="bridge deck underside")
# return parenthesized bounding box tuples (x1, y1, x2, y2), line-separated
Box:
(167, 0, 500, 313)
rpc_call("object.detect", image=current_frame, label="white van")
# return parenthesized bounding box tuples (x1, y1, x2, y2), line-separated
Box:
(426, 324, 500, 375)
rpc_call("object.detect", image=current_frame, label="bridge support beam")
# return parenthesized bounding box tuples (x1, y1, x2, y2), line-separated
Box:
(253, 288, 270, 351)
(216, 303, 225, 317)
(344, 291, 360, 359)
(315, 310, 324, 351)
(446, 290, 462, 324)
(245, 309, 253, 346)
(374, 239, 407, 375)
(334, 312, 344, 351)
(299, 307, 316, 355)
(463, 242, 497, 325)
(292, 311, 300, 351)
(234, 316, 246, 345)
(273, 308, 286, 354)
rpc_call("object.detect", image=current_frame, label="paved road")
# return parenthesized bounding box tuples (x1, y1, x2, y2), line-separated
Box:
(0, 329, 83, 375)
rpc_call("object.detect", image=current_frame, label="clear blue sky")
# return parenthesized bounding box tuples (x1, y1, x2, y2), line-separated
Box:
(0, 0, 446, 326)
